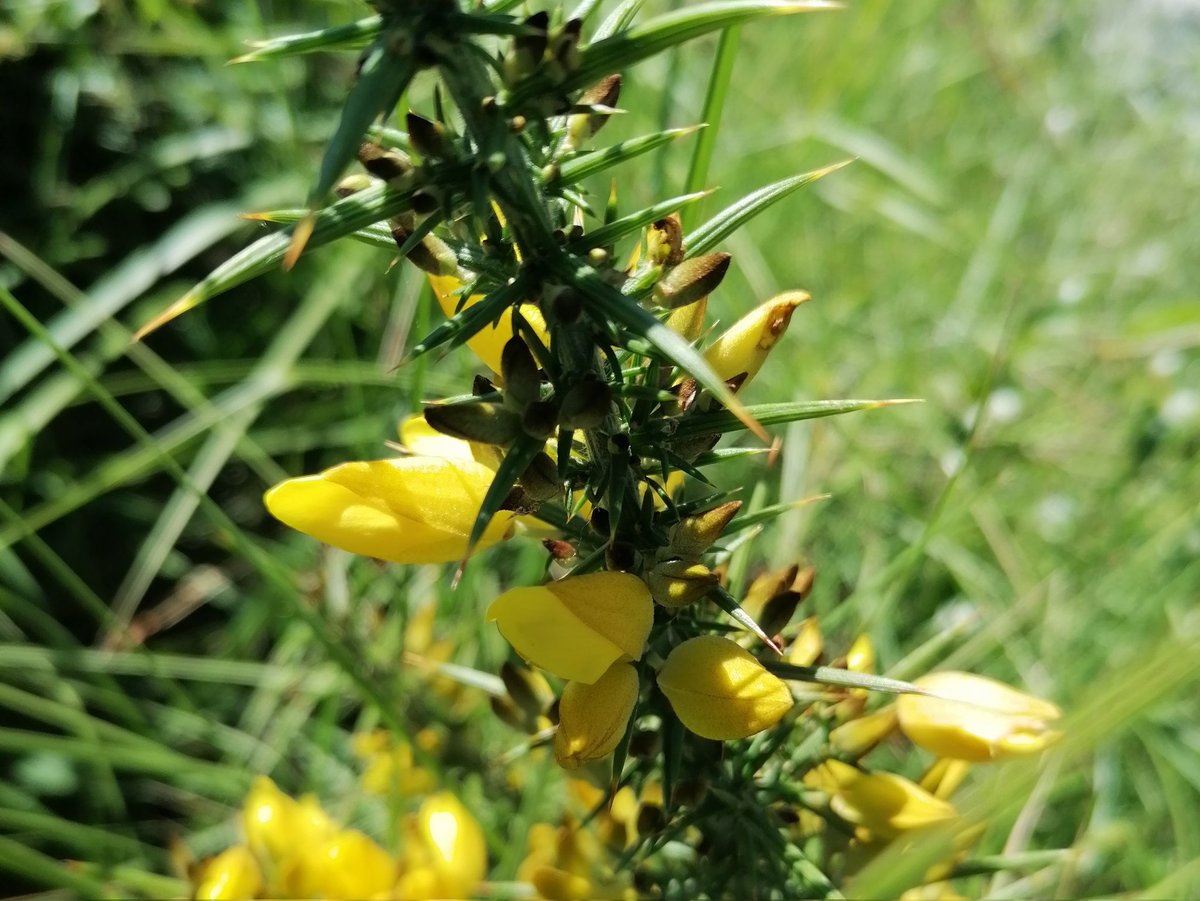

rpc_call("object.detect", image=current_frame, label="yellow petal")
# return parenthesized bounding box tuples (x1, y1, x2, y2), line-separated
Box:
(264, 456, 514, 564)
(657, 635, 794, 740)
(428, 273, 549, 375)
(829, 705, 899, 758)
(820, 759, 958, 841)
(555, 663, 640, 769)
(399, 414, 476, 460)
(295, 829, 397, 899)
(241, 776, 332, 865)
(416, 792, 488, 898)
(702, 291, 809, 390)
(897, 671, 1062, 762)
(488, 573, 653, 683)
(193, 846, 262, 901)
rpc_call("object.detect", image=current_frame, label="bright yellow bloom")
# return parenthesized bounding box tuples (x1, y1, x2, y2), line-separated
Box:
(657, 635, 794, 740)
(264, 456, 516, 564)
(428, 273, 550, 375)
(897, 671, 1062, 762)
(818, 759, 958, 841)
(487, 572, 653, 684)
(193, 846, 262, 901)
(241, 776, 334, 868)
(555, 662, 639, 769)
(411, 792, 488, 899)
(702, 291, 809, 389)
(292, 829, 397, 899)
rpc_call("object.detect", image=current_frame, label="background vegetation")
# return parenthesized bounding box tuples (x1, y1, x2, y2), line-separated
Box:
(2, 0, 1198, 896)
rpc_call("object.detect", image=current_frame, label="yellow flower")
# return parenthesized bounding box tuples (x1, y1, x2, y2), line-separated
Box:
(264, 456, 516, 564)
(555, 662, 640, 769)
(241, 776, 334, 868)
(428, 273, 550, 375)
(193, 846, 262, 901)
(829, 705, 899, 758)
(487, 572, 653, 684)
(897, 671, 1062, 762)
(410, 792, 488, 899)
(702, 291, 809, 390)
(292, 829, 397, 899)
(665, 295, 709, 342)
(818, 759, 958, 841)
(919, 758, 972, 800)
(657, 635, 794, 740)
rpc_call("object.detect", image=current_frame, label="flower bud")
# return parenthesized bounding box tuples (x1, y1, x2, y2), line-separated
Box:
(501, 337, 543, 407)
(668, 501, 742, 557)
(264, 456, 515, 564)
(357, 143, 413, 183)
(554, 662, 639, 769)
(193, 846, 262, 901)
(816, 759, 958, 841)
(334, 173, 373, 198)
(406, 111, 449, 158)
(567, 73, 622, 146)
(646, 213, 684, 267)
(522, 399, 561, 440)
(703, 291, 810, 389)
(424, 401, 521, 446)
(658, 635, 794, 740)
(488, 572, 654, 683)
(653, 253, 731, 309)
(897, 671, 1062, 762)
(647, 558, 719, 609)
(427, 273, 550, 375)
(557, 377, 612, 430)
(390, 222, 458, 276)
(520, 451, 561, 503)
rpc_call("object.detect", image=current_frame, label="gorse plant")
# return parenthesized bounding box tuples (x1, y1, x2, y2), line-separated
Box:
(140, 1, 1065, 898)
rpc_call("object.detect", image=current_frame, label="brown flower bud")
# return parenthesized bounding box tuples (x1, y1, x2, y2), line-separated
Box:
(390, 223, 458, 276)
(357, 143, 413, 182)
(521, 399, 560, 440)
(668, 501, 742, 558)
(335, 174, 374, 198)
(424, 402, 520, 446)
(557, 377, 612, 430)
(519, 452, 561, 503)
(406, 112, 448, 159)
(653, 253, 731, 309)
(500, 337, 542, 408)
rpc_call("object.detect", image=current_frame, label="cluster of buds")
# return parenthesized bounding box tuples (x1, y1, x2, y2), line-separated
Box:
(189, 777, 485, 900)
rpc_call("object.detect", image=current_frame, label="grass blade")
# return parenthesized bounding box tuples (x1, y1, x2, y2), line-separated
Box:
(231, 16, 383, 63)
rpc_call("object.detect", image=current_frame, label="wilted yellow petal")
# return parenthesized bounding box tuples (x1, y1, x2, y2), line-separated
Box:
(193, 846, 262, 901)
(416, 792, 488, 898)
(428, 273, 549, 375)
(820, 759, 958, 841)
(702, 291, 809, 390)
(555, 663, 639, 769)
(264, 456, 514, 564)
(488, 572, 653, 683)
(658, 635, 794, 740)
(898, 671, 1062, 762)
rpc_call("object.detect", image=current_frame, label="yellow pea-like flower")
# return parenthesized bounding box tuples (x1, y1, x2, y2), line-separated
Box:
(829, 705, 899, 758)
(193, 846, 262, 901)
(264, 456, 516, 565)
(414, 791, 488, 899)
(487, 572, 654, 684)
(818, 759, 958, 841)
(702, 291, 809, 390)
(428, 273, 550, 375)
(897, 671, 1062, 762)
(294, 829, 397, 899)
(657, 635, 794, 740)
(555, 662, 640, 769)
(241, 776, 333, 867)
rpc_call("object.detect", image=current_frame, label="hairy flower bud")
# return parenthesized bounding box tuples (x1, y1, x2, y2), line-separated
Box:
(357, 143, 413, 183)
(647, 558, 719, 609)
(264, 457, 515, 564)
(406, 111, 449, 159)
(501, 337, 543, 407)
(390, 222, 458, 276)
(555, 662, 639, 769)
(658, 635, 793, 740)
(653, 253, 731, 309)
(520, 451, 561, 502)
(897, 671, 1062, 762)
(703, 291, 810, 389)
(668, 501, 742, 557)
(488, 572, 653, 683)
(558, 377, 612, 430)
(424, 401, 521, 446)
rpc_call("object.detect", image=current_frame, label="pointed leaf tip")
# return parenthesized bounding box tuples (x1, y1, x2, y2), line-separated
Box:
(132, 291, 201, 342)
(282, 213, 317, 271)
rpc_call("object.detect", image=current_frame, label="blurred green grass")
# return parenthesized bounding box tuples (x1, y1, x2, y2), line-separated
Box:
(2, 0, 1199, 897)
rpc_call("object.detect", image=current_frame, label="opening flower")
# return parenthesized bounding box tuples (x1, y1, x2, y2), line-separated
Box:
(657, 635, 793, 740)
(702, 291, 809, 390)
(487, 572, 653, 683)
(897, 671, 1062, 762)
(264, 456, 516, 565)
